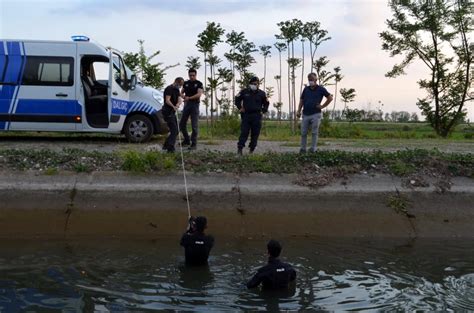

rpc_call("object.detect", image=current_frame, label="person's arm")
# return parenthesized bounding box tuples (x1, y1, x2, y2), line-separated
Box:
(262, 93, 270, 113)
(235, 91, 244, 112)
(320, 94, 333, 109)
(297, 99, 304, 118)
(246, 270, 264, 289)
(186, 88, 203, 102)
(165, 95, 178, 111)
(297, 89, 305, 118)
(180, 233, 188, 247)
(289, 267, 296, 282)
(318, 88, 333, 110)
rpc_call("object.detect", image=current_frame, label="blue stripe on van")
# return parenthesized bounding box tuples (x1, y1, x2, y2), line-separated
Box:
(3, 42, 22, 84)
(0, 41, 6, 82)
(0, 41, 24, 130)
(14, 99, 82, 115)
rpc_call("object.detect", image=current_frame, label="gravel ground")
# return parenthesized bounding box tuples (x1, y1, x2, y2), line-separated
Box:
(0, 133, 472, 154)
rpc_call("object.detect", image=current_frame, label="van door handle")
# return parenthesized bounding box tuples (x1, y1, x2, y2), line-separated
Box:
(112, 92, 118, 96)
(55, 93, 68, 97)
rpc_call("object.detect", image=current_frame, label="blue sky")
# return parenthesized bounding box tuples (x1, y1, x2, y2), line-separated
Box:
(1, 0, 472, 120)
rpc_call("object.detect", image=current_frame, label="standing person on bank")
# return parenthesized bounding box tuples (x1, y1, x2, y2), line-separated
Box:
(296, 73, 333, 153)
(179, 68, 203, 150)
(162, 77, 184, 153)
(235, 76, 269, 155)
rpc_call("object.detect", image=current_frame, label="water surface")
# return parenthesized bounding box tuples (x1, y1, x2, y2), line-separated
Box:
(0, 238, 473, 311)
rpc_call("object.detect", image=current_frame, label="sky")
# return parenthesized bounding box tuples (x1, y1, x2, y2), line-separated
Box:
(1, 0, 472, 120)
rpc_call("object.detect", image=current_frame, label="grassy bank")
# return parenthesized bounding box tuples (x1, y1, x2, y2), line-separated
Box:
(0, 148, 472, 184)
(198, 119, 474, 141)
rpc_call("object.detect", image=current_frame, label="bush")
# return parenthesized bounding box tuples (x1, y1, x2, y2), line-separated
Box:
(121, 151, 177, 173)
(211, 115, 240, 136)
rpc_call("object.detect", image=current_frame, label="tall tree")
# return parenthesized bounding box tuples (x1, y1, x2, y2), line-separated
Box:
(235, 39, 257, 88)
(197, 22, 225, 126)
(123, 39, 178, 89)
(225, 31, 245, 102)
(340, 88, 356, 116)
(331, 66, 343, 119)
(380, 0, 473, 137)
(277, 19, 303, 132)
(259, 45, 272, 92)
(185, 56, 201, 71)
(313, 56, 335, 85)
(273, 42, 287, 112)
(303, 21, 331, 73)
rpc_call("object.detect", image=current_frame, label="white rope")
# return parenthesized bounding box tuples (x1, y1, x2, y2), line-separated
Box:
(174, 111, 191, 218)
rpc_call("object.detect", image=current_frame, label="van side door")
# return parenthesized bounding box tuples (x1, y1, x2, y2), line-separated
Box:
(9, 42, 79, 131)
(108, 51, 129, 131)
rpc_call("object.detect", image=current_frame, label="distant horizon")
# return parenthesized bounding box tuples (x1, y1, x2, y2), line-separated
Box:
(1, 0, 472, 121)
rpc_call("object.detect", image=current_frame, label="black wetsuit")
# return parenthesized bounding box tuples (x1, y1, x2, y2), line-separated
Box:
(247, 257, 296, 289)
(180, 232, 214, 266)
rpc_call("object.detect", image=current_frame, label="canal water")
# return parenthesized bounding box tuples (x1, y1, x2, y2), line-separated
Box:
(0, 237, 473, 312)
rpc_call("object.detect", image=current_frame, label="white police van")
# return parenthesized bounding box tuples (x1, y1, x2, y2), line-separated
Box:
(0, 36, 167, 142)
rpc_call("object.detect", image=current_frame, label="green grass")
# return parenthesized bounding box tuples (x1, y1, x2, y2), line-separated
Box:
(0, 148, 472, 179)
(194, 119, 473, 141)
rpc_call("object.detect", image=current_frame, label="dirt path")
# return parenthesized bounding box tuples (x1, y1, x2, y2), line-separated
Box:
(0, 133, 472, 154)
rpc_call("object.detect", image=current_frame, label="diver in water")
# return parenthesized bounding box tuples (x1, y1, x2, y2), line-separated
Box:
(247, 239, 296, 290)
(180, 216, 214, 266)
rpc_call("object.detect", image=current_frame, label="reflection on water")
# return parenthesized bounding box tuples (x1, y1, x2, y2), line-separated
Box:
(0, 238, 473, 312)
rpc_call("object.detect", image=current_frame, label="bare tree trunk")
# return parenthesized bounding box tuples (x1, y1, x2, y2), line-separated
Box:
(263, 56, 267, 92)
(287, 42, 292, 132)
(332, 80, 338, 120)
(210, 64, 214, 127)
(232, 59, 235, 108)
(204, 52, 209, 131)
(300, 40, 305, 95)
(291, 41, 296, 133)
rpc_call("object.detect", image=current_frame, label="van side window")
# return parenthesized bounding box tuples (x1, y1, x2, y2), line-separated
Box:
(22, 56, 74, 86)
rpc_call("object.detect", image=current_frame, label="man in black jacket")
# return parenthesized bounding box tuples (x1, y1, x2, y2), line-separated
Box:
(180, 216, 214, 266)
(235, 76, 269, 155)
(247, 240, 296, 290)
(162, 77, 184, 153)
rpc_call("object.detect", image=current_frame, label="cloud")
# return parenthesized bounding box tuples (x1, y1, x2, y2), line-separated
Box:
(52, 0, 297, 16)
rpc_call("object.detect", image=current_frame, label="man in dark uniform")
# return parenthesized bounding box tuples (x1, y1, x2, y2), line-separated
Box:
(179, 68, 203, 150)
(235, 76, 269, 155)
(246, 240, 296, 290)
(162, 77, 184, 153)
(180, 216, 214, 266)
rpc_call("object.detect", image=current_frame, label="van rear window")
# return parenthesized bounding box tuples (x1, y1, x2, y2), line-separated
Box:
(22, 56, 74, 86)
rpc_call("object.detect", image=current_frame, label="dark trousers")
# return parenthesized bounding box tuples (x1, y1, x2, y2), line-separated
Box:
(179, 103, 199, 145)
(163, 112, 178, 151)
(238, 112, 262, 150)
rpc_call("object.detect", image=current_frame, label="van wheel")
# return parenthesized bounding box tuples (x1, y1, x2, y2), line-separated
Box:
(124, 115, 154, 143)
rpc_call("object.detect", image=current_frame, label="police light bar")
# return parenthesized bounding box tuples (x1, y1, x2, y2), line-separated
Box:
(71, 35, 90, 42)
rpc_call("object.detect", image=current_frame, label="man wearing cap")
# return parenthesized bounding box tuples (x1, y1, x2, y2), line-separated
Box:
(180, 216, 214, 266)
(296, 73, 333, 153)
(235, 76, 270, 155)
(246, 239, 297, 290)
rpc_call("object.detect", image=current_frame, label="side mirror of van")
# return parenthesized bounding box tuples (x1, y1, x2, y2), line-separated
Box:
(129, 74, 137, 91)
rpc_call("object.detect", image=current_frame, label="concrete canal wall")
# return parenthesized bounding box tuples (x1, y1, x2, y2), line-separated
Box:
(0, 172, 473, 238)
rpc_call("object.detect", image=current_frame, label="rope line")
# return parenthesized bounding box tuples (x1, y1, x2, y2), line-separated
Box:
(175, 111, 191, 218)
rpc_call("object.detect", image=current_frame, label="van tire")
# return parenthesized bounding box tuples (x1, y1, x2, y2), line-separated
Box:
(124, 114, 154, 143)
